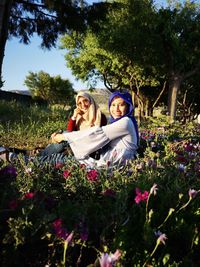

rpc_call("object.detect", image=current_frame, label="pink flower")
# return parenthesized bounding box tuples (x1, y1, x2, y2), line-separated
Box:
(188, 189, 198, 199)
(157, 233, 168, 245)
(53, 218, 63, 229)
(52, 218, 73, 242)
(87, 169, 98, 182)
(99, 249, 121, 267)
(66, 231, 74, 243)
(23, 192, 35, 199)
(63, 170, 71, 179)
(55, 163, 64, 169)
(135, 188, 149, 204)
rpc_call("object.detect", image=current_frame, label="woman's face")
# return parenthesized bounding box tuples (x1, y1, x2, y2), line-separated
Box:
(110, 96, 128, 119)
(77, 96, 91, 112)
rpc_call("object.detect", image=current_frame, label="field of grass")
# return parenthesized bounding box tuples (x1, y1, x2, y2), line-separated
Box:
(0, 99, 200, 266)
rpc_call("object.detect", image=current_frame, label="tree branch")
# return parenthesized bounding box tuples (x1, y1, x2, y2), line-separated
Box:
(152, 80, 167, 108)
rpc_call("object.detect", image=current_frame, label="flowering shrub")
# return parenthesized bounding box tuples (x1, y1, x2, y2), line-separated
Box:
(0, 122, 199, 266)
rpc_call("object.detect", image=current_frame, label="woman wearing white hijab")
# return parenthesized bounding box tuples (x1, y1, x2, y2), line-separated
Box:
(67, 91, 107, 131)
(39, 92, 107, 157)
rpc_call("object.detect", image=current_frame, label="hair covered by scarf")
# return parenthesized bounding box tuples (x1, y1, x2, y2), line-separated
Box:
(75, 91, 102, 130)
(108, 91, 139, 145)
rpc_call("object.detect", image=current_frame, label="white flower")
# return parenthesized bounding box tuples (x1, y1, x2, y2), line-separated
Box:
(150, 183, 158, 196)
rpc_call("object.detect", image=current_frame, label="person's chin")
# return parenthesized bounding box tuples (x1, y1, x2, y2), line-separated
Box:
(113, 115, 122, 119)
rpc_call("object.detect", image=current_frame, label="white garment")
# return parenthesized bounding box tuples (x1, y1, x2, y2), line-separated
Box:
(63, 117, 138, 168)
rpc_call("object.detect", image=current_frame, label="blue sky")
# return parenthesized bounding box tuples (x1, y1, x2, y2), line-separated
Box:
(1, 0, 177, 92)
(2, 35, 94, 92)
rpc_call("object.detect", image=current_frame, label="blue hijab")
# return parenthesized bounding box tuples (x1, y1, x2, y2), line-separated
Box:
(108, 91, 139, 145)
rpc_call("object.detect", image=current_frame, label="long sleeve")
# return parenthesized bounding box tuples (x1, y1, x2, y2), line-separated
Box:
(63, 117, 137, 160)
(63, 126, 110, 159)
(67, 118, 77, 131)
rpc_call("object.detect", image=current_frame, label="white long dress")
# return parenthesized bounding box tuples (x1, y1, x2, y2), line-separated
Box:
(63, 117, 138, 168)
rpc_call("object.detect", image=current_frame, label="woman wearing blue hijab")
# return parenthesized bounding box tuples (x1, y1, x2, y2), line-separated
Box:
(1, 91, 139, 168)
(108, 91, 139, 145)
(43, 90, 139, 168)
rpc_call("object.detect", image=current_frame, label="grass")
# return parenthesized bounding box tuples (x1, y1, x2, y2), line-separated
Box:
(0, 99, 199, 266)
(0, 100, 72, 149)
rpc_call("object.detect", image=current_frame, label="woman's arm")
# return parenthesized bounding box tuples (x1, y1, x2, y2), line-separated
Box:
(67, 118, 77, 132)
(102, 117, 134, 140)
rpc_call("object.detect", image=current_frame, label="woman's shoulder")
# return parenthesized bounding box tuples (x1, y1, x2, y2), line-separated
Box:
(116, 116, 134, 128)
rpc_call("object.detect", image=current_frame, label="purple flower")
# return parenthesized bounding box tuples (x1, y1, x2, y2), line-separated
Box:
(188, 189, 198, 199)
(99, 249, 121, 267)
(157, 233, 168, 245)
(52, 219, 73, 243)
(0, 165, 18, 180)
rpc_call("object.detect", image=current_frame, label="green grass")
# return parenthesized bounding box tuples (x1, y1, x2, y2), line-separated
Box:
(0, 100, 72, 149)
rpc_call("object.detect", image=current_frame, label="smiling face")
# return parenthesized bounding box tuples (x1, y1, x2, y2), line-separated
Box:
(109, 96, 128, 119)
(77, 96, 91, 112)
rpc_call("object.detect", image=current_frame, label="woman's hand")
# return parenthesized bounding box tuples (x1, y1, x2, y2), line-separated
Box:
(73, 108, 84, 119)
(51, 133, 64, 143)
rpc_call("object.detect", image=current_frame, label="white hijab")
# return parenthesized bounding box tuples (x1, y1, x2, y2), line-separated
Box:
(75, 91, 102, 130)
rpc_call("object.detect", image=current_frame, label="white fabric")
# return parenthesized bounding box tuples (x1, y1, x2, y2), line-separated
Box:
(63, 117, 138, 168)
(75, 91, 102, 130)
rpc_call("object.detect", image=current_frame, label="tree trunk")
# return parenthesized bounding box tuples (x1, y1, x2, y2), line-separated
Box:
(0, 0, 13, 88)
(167, 75, 182, 123)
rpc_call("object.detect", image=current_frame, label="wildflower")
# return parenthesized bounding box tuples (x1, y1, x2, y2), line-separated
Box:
(63, 169, 71, 179)
(188, 189, 198, 199)
(52, 218, 73, 242)
(157, 233, 168, 245)
(87, 169, 98, 182)
(150, 184, 158, 196)
(135, 188, 149, 204)
(65, 231, 74, 244)
(53, 218, 62, 229)
(55, 163, 64, 169)
(178, 164, 186, 172)
(23, 192, 35, 199)
(99, 249, 121, 267)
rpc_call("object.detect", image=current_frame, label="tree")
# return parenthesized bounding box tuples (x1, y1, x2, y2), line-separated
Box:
(94, 0, 200, 122)
(0, 0, 13, 88)
(24, 71, 74, 104)
(60, 2, 163, 122)
(0, 0, 88, 88)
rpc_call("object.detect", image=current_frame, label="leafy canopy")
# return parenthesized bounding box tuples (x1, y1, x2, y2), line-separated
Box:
(24, 71, 74, 104)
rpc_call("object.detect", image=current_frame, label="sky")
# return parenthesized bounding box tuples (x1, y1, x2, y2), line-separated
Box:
(1, 0, 181, 93)
(2, 36, 95, 92)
